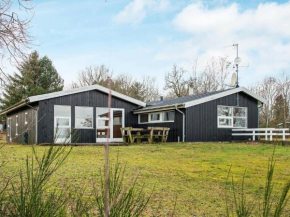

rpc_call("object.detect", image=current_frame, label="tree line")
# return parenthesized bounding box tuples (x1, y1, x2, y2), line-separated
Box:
(0, 50, 289, 128)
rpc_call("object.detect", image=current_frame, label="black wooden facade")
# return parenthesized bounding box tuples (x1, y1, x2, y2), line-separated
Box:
(6, 103, 38, 144)
(37, 89, 139, 144)
(184, 92, 258, 142)
(5, 87, 260, 144)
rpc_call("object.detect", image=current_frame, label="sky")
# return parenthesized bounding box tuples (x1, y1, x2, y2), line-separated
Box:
(7, 0, 290, 94)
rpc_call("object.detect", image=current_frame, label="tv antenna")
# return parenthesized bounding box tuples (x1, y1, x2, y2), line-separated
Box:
(224, 43, 244, 87)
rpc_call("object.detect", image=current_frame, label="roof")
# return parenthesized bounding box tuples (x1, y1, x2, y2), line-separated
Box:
(0, 84, 146, 115)
(134, 87, 267, 114)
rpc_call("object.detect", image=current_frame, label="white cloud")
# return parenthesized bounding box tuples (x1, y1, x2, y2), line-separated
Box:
(154, 1, 290, 86)
(113, 0, 170, 24)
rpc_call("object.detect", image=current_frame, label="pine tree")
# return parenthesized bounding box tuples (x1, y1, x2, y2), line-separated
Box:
(0, 51, 64, 109)
(272, 94, 289, 127)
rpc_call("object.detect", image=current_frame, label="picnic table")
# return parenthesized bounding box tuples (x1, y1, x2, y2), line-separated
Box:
(120, 127, 170, 144)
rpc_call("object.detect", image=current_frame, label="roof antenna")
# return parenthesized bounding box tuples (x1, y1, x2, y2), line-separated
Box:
(233, 43, 241, 87)
(224, 43, 246, 88)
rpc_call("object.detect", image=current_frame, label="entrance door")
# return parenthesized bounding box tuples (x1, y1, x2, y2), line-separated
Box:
(96, 108, 124, 142)
(111, 109, 124, 142)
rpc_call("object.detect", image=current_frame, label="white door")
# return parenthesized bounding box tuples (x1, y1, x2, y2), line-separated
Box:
(96, 108, 124, 142)
(54, 117, 71, 144)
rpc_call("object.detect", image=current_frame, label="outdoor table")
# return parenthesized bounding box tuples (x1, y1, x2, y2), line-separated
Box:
(121, 127, 170, 144)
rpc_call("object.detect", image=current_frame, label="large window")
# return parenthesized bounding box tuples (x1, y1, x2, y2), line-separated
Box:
(139, 111, 175, 124)
(75, 106, 93, 128)
(54, 105, 71, 143)
(218, 105, 247, 128)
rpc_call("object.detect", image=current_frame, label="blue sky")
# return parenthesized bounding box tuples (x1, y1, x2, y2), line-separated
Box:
(9, 0, 290, 93)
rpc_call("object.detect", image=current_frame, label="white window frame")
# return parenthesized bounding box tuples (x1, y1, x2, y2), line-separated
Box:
(96, 107, 110, 130)
(138, 110, 175, 124)
(15, 115, 18, 135)
(54, 105, 71, 144)
(217, 105, 247, 128)
(25, 112, 28, 125)
(96, 108, 125, 143)
(163, 111, 175, 122)
(75, 106, 93, 129)
(7, 117, 11, 137)
(149, 112, 162, 123)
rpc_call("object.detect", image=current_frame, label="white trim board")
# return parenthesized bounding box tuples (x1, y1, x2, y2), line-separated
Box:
(133, 87, 267, 113)
(184, 87, 266, 108)
(28, 84, 146, 107)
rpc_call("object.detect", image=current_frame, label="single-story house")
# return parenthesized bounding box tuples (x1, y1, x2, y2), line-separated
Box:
(0, 85, 266, 144)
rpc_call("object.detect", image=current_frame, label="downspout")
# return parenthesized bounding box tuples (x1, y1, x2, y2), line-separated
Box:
(175, 105, 185, 142)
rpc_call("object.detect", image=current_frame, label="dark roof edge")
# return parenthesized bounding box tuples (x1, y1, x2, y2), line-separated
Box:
(0, 99, 29, 116)
(133, 104, 184, 114)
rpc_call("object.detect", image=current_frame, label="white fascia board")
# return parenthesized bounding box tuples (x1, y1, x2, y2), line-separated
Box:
(28, 84, 146, 107)
(184, 87, 267, 108)
(133, 104, 184, 114)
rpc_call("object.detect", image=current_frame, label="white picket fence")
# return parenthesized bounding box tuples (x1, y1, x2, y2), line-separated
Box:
(232, 128, 290, 141)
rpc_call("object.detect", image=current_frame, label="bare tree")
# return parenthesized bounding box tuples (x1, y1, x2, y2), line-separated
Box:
(141, 76, 159, 102)
(71, 65, 113, 88)
(72, 65, 159, 102)
(249, 77, 278, 127)
(277, 72, 290, 127)
(0, 0, 33, 82)
(164, 64, 188, 98)
(193, 56, 231, 94)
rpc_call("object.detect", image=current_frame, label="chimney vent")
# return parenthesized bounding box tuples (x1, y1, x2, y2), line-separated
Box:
(189, 84, 194, 95)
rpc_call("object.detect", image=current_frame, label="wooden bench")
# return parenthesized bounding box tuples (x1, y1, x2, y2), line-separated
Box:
(121, 127, 170, 144)
(148, 127, 170, 143)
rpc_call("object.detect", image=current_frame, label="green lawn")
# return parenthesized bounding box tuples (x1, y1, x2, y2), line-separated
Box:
(1, 141, 290, 216)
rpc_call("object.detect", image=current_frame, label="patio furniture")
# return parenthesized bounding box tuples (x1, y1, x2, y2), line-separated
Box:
(121, 127, 170, 144)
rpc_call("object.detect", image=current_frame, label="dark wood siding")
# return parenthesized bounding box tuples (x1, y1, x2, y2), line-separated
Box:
(185, 92, 259, 142)
(37, 90, 139, 144)
(136, 110, 184, 142)
(7, 104, 38, 144)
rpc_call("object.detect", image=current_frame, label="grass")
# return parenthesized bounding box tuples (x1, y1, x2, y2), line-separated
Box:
(1, 140, 290, 216)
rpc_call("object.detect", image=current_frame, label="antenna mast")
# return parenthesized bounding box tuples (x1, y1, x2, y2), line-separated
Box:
(233, 43, 241, 87)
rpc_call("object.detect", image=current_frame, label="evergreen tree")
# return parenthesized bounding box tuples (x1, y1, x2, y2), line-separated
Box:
(272, 94, 289, 127)
(0, 51, 64, 109)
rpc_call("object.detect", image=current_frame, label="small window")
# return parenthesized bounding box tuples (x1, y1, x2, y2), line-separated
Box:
(16, 116, 18, 135)
(218, 106, 232, 117)
(55, 105, 71, 117)
(163, 111, 175, 122)
(75, 106, 93, 128)
(139, 114, 148, 123)
(150, 113, 161, 122)
(7, 117, 10, 136)
(25, 112, 28, 125)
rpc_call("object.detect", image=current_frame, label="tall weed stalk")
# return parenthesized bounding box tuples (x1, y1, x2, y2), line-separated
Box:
(93, 162, 151, 217)
(6, 145, 72, 217)
(225, 148, 290, 217)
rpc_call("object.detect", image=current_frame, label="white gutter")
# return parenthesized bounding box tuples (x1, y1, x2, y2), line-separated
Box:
(175, 105, 185, 142)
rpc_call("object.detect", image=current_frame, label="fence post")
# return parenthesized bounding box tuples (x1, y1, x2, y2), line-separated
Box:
(265, 130, 268, 141)
(252, 130, 255, 141)
(282, 129, 286, 141)
(270, 129, 273, 141)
